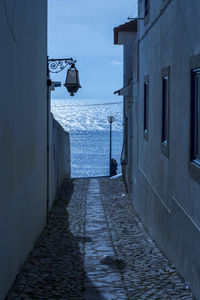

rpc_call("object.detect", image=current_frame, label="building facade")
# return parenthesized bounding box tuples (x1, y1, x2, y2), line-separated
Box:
(0, 1, 70, 298)
(114, 0, 200, 298)
(114, 20, 138, 193)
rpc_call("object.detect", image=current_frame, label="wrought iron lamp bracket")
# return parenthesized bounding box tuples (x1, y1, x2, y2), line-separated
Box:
(47, 57, 76, 74)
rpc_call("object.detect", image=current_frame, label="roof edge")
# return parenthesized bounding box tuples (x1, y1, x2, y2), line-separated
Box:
(114, 19, 137, 45)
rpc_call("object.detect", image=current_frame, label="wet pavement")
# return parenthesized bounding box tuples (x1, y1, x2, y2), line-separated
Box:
(6, 177, 194, 299)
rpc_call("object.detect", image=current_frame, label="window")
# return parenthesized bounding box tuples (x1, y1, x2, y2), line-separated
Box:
(144, 0, 150, 24)
(162, 77, 169, 143)
(144, 0, 150, 18)
(143, 75, 149, 140)
(161, 67, 170, 156)
(189, 54, 200, 182)
(125, 116, 128, 162)
(191, 68, 200, 165)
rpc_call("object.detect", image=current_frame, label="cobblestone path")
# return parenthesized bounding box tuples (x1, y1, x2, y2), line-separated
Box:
(99, 178, 194, 300)
(6, 179, 89, 300)
(6, 177, 194, 299)
(84, 179, 126, 299)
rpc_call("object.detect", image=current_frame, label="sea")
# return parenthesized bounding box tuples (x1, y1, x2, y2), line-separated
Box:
(51, 98, 123, 178)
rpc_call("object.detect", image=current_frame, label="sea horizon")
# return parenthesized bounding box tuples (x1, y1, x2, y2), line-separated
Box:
(51, 98, 123, 178)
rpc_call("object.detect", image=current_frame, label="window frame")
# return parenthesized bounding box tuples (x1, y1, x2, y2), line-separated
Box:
(161, 66, 170, 157)
(124, 116, 128, 163)
(189, 54, 200, 183)
(143, 75, 149, 141)
(191, 68, 200, 165)
(144, 0, 150, 24)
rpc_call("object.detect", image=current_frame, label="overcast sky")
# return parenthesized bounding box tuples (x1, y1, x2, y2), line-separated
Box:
(48, 0, 138, 100)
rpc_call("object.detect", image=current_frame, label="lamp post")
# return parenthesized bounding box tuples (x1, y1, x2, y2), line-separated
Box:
(46, 57, 81, 223)
(107, 116, 115, 176)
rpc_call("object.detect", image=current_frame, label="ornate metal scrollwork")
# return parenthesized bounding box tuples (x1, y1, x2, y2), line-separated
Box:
(47, 58, 76, 74)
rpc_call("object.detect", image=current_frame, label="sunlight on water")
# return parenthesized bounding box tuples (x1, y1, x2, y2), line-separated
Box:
(51, 99, 123, 178)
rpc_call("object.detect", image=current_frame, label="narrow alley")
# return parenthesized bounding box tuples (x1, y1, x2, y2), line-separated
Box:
(6, 177, 194, 300)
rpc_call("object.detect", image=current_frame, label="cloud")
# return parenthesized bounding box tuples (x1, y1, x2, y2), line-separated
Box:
(110, 60, 123, 67)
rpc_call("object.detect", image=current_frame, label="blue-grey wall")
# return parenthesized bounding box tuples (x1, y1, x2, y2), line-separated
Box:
(0, 1, 47, 298)
(0, 2, 71, 298)
(115, 1, 200, 299)
(132, 0, 200, 298)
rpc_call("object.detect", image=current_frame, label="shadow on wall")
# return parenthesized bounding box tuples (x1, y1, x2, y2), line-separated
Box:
(5, 179, 106, 300)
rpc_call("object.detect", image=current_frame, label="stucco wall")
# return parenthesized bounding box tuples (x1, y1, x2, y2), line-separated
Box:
(117, 31, 136, 191)
(125, 36, 138, 193)
(0, 1, 47, 299)
(49, 115, 71, 209)
(120, 33, 138, 193)
(132, 0, 200, 298)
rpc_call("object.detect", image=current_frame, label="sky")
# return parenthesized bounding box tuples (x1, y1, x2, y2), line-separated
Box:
(48, 0, 138, 100)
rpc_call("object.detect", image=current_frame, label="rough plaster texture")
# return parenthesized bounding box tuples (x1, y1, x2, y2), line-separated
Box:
(0, 1, 48, 299)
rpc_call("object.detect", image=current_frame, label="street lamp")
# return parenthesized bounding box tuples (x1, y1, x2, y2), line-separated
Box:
(46, 57, 81, 224)
(47, 57, 81, 96)
(107, 116, 115, 176)
(64, 63, 81, 96)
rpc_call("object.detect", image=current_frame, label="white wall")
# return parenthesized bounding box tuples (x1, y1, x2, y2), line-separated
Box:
(0, 1, 47, 298)
(118, 31, 137, 193)
(49, 115, 71, 209)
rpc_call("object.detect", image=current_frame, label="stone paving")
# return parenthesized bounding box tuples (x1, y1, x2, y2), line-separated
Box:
(5, 177, 194, 299)
(5, 178, 88, 300)
(84, 179, 126, 300)
(99, 177, 194, 300)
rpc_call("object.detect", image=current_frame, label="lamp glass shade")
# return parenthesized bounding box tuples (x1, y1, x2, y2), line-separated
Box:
(107, 116, 115, 123)
(66, 69, 77, 84)
(64, 64, 81, 96)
